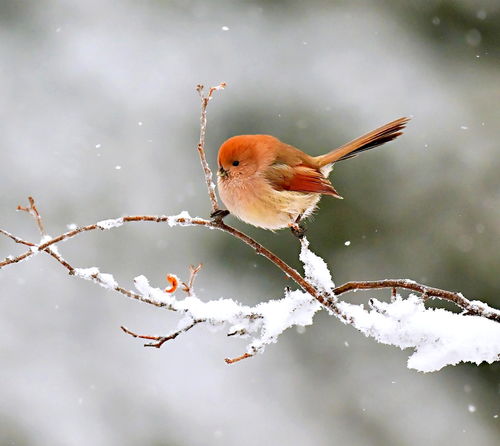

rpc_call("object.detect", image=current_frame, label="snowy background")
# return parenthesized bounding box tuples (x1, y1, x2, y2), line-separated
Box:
(0, 0, 499, 444)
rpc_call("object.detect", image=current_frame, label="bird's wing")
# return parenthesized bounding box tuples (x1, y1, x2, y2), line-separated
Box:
(264, 163, 342, 198)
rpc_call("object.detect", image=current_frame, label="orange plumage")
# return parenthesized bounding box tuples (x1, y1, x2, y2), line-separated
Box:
(217, 117, 409, 230)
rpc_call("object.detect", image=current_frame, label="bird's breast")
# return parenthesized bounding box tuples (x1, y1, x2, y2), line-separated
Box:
(218, 173, 320, 230)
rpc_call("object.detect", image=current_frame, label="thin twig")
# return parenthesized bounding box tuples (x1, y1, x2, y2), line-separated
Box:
(45, 247, 75, 272)
(0, 229, 35, 247)
(181, 263, 203, 294)
(196, 82, 226, 214)
(17, 196, 46, 235)
(121, 320, 201, 348)
(224, 352, 254, 364)
(0, 220, 74, 271)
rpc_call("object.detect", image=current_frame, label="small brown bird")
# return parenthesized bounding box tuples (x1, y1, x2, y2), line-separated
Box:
(216, 117, 409, 232)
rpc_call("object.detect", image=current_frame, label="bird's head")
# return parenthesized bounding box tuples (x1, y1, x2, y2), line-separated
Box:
(217, 135, 279, 181)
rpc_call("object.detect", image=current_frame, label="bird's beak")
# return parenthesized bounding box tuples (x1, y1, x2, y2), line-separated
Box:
(218, 166, 228, 178)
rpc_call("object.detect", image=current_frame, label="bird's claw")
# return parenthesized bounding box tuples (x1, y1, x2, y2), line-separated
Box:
(210, 209, 230, 222)
(289, 223, 306, 239)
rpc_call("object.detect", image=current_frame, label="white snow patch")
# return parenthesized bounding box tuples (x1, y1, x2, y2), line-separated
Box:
(99, 273, 118, 289)
(74, 267, 118, 289)
(74, 267, 99, 279)
(299, 237, 334, 292)
(133, 275, 175, 306)
(168, 211, 193, 226)
(131, 273, 321, 355)
(97, 218, 124, 230)
(339, 295, 500, 372)
(248, 290, 320, 353)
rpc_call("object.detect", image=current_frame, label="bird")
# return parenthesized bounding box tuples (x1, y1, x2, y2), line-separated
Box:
(215, 117, 410, 234)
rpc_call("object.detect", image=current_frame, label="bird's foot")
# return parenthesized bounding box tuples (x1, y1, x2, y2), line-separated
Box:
(210, 209, 230, 222)
(289, 222, 306, 239)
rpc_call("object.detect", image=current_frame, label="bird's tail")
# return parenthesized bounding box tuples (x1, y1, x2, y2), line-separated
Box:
(315, 117, 410, 167)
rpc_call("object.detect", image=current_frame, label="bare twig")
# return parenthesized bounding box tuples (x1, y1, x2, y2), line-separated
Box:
(224, 352, 254, 364)
(0, 229, 35, 247)
(196, 82, 226, 214)
(181, 263, 203, 294)
(121, 320, 202, 348)
(0, 216, 74, 271)
(17, 196, 46, 235)
(45, 247, 75, 272)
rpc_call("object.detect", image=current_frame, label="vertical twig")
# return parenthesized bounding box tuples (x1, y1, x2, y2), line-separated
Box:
(181, 263, 203, 295)
(17, 196, 46, 236)
(196, 83, 226, 214)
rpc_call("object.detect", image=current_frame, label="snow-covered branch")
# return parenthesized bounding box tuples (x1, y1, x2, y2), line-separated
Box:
(0, 83, 499, 372)
(1, 199, 499, 371)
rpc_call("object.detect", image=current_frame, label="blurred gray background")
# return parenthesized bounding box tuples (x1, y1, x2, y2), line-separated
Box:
(0, 0, 499, 445)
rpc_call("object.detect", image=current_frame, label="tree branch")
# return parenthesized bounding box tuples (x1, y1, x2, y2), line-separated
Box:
(121, 320, 202, 348)
(333, 280, 500, 322)
(196, 83, 226, 214)
(0, 82, 498, 371)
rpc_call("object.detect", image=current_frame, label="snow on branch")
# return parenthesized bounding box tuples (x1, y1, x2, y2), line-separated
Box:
(339, 296, 500, 372)
(0, 83, 499, 371)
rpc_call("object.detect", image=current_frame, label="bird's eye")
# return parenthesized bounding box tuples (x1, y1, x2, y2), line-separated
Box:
(232, 160, 239, 166)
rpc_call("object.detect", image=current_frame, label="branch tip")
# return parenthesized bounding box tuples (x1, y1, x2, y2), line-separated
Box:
(181, 263, 203, 294)
(17, 196, 46, 235)
(224, 352, 254, 364)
